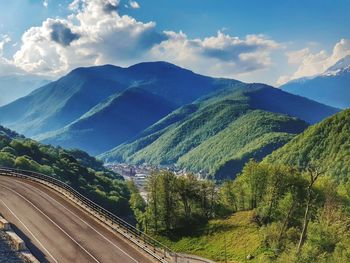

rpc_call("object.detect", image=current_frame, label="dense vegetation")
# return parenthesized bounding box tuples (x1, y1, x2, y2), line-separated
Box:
(265, 109, 350, 181)
(135, 161, 350, 262)
(101, 85, 337, 179)
(0, 126, 132, 217)
(128, 109, 350, 262)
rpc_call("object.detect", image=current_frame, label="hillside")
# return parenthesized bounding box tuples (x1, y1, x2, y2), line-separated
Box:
(37, 88, 176, 155)
(265, 109, 350, 181)
(100, 84, 338, 179)
(0, 62, 235, 137)
(281, 55, 350, 109)
(158, 211, 263, 263)
(0, 66, 126, 136)
(0, 125, 132, 217)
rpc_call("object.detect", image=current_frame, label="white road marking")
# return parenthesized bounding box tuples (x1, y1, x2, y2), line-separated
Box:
(0, 198, 59, 263)
(0, 183, 101, 263)
(20, 181, 139, 263)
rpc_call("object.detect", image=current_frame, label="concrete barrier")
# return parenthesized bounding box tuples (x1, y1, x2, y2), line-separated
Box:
(0, 216, 10, 231)
(21, 251, 41, 263)
(0, 214, 40, 263)
(6, 230, 27, 251)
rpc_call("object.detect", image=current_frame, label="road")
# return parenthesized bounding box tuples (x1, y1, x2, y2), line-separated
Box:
(0, 176, 155, 263)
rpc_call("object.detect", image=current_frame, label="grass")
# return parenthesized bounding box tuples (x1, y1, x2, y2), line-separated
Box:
(157, 211, 268, 263)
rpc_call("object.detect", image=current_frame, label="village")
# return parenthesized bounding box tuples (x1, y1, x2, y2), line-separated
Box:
(105, 163, 209, 199)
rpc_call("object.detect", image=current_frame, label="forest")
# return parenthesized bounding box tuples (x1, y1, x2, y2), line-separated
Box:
(130, 161, 350, 262)
(0, 126, 132, 217)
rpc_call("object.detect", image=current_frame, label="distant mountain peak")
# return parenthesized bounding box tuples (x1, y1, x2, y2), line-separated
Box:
(127, 61, 194, 74)
(323, 55, 350, 76)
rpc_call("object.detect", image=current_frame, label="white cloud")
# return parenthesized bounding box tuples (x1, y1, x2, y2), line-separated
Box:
(149, 31, 282, 78)
(0, 35, 26, 76)
(0, 34, 11, 56)
(129, 1, 140, 9)
(43, 0, 49, 8)
(277, 39, 350, 85)
(12, 0, 165, 77)
(1, 0, 282, 81)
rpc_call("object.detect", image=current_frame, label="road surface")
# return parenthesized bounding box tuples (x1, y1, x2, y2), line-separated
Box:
(0, 176, 155, 263)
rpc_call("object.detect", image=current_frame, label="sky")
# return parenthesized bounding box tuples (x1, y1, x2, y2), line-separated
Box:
(0, 0, 350, 86)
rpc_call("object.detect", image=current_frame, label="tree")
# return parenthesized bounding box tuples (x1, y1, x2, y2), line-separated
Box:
(297, 166, 324, 254)
(176, 173, 199, 220)
(145, 172, 160, 233)
(220, 180, 237, 213)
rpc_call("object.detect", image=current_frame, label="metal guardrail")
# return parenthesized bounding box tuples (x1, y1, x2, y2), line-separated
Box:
(0, 167, 178, 263)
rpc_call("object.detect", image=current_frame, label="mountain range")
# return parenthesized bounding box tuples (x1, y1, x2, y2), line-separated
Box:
(0, 62, 236, 137)
(99, 83, 338, 179)
(0, 60, 344, 179)
(281, 55, 350, 109)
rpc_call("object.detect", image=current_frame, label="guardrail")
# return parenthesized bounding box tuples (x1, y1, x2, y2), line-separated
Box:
(0, 167, 178, 263)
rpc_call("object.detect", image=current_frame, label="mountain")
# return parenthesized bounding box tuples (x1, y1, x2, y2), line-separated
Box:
(0, 62, 237, 137)
(99, 84, 338, 179)
(264, 109, 350, 181)
(281, 55, 350, 109)
(0, 74, 48, 106)
(37, 88, 176, 155)
(0, 124, 132, 217)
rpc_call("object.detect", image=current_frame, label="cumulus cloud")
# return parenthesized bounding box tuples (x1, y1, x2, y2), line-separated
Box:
(149, 31, 282, 78)
(0, 35, 25, 76)
(11, 0, 166, 76)
(3, 0, 281, 80)
(277, 39, 350, 85)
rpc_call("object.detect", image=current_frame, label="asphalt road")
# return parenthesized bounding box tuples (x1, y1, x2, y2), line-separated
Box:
(0, 176, 155, 263)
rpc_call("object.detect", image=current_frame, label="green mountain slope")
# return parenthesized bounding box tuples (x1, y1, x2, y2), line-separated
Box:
(265, 109, 350, 181)
(37, 88, 176, 155)
(0, 125, 132, 217)
(0, 62, 236, 137)
(100, 84, 338, 179)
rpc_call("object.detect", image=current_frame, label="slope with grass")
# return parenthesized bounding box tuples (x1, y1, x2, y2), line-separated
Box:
(265, 109, 350, 181)
(157, 211, 265, 263)
(100, 84, 338, 179)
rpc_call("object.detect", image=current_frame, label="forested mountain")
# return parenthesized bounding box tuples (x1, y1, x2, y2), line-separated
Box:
(265, 109, 350, 181)
(137, 111, 350, 260)
(0, 62, 236, 137)
(37, 88, 177, 155)
(281, 55, 350, 109)
(0, 125, 131, 217)
(100, 84, 338, 179)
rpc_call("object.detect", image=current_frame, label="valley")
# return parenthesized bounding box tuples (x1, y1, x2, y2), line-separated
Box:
(0, 58, 348, 263)
(1, 1, 349, 263)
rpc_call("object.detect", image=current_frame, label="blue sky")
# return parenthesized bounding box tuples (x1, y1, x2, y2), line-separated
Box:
(0, 0, 349, 85)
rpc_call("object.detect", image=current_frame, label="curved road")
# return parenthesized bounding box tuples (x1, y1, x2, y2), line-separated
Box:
(0, 176, 155, 263)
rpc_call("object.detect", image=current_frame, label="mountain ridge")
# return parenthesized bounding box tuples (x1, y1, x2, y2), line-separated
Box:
(0, 61, 237, 137)
(99, 84, 338, 179)
(281, 55, 350, 109)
